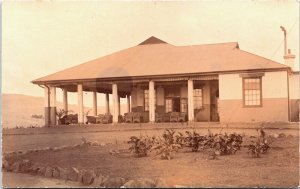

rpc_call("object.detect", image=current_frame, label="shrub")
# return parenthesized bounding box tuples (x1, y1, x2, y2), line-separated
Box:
(127, 129, 244, 160)
(151, 129, 182, 160)
(247, 127, 270, 158)
(203, 131, 243, 155)
(214, 133, 243, 155)
(128, 135, 155, 157)
(56, 109, 67, 121)
(184, 130, 206, 152)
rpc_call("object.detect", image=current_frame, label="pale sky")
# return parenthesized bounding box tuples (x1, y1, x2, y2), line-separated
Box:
(2, 1, 299, 107)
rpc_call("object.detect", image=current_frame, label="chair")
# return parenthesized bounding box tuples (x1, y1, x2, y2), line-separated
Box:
(155, 112, 163, 122)
(178, 112, 187, 122)
(163, 112, 171, 122)
(102, 114, 112, 124)
(133, 112, 143, 123)
(124, 113, 134, 123)
(86, 116, 97, 124)
(170, 112, 180, 122)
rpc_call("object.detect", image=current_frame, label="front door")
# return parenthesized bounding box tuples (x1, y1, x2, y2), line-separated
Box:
(173, 97, 180, 112)
(165, 97, 181, 113)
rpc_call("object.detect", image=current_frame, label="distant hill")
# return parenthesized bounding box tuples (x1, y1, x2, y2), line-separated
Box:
(2, 94, 127, 129)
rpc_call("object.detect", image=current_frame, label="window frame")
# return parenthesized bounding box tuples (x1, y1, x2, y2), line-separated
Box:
(144, 90, 149, 111)
(193, 88, 204, 110)
(180, 98, 188, 113)
(165, 98, 173, 113)
(242, 77, 263, 108)
(144, 89, 156, 111)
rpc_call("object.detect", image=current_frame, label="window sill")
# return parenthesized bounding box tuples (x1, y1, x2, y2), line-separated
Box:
(243, 105, 263, 108)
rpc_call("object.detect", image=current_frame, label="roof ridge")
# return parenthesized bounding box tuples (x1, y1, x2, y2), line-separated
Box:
(174, 41, 239, 48)
(138, 36, 167, 45)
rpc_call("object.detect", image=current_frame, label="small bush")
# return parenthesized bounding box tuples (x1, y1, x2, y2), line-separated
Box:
(247, 128, 270, 158)
(128, 135, 155, 157)
(202, 131, 243, 155)
(184, 131, 206, 152)
(152, 129, 182, 160)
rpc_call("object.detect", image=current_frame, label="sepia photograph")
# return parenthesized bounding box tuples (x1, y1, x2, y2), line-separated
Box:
(1, 1, 299, 188)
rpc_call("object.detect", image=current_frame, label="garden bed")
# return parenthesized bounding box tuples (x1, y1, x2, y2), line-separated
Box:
(3, 134, 299, 188)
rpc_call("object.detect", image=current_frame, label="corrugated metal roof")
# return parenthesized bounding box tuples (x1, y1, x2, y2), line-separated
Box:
(32, 36, 288, 84)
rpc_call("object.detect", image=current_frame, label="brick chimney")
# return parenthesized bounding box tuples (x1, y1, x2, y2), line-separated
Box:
(284, 49, 296, 70)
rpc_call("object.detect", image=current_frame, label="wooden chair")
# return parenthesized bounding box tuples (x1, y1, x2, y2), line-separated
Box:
(124, 112, 134, 123)
(133, 112, 143, 123)
(170, 112, 180, 122)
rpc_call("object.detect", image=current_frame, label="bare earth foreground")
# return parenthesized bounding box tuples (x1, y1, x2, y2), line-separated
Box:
(2, 123, 299, 188)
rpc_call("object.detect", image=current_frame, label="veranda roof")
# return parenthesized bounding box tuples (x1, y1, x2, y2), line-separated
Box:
(32, 36, 288, 84)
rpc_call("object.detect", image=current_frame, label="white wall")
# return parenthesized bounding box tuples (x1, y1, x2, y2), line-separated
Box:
(219, 74, 242, 100)
(219, 71, 288, 100)
(218, 71, 289, 122)
(262, 71, 288, 98)
(289, 73, 299, 99)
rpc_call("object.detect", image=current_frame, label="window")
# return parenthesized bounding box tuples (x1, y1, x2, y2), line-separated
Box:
(193, 89, 203, 109)
(144, 90, 156, 111)
(243, 77, 262, 106)
(166, 99, 172, 112)
(144, 90, 149, 111)
(181, 98, 188, 113)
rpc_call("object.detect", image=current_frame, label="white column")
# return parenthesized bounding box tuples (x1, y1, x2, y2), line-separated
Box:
(105, 93, 110, 114)
(127, 95, 131, 113)
(50, 86, 57, 125)
(44, 86, 50, 126)
(188, 79, 194, 122)
(112, 83, 119, 123)
(44, 87, 50, 107)
(63, 88, 68, 114)
(92, 91, 97, 116)
(50, 86, 56, 107)
(77, 84, 84, 124)
(149, 80, 155, 123)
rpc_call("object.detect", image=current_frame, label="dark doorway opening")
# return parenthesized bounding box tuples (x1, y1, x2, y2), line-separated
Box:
(173, 97, 180, 112)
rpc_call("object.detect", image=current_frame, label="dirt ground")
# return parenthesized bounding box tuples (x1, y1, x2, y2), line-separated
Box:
(4, 132, 299, 188)
(2, 172, 83, 188)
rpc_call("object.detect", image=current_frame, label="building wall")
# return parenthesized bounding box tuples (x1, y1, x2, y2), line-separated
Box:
(219, 71, 289, 122)
(157, 87, 165, 105)
(156, 87, 165, 114)
(131, 87, 137, 109)
(180, 86, 188, 98)
(289, 73, 299, 122)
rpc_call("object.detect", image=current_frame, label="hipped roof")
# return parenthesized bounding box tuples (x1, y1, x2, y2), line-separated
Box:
(32, 36, 288, 84)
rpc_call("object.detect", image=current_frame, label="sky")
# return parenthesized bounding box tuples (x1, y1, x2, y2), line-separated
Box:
(2, 1, 299, 107)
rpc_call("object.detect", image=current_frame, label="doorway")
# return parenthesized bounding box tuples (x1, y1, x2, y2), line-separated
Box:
(165, 97, 181, 113)
(173, 97, 180, 112)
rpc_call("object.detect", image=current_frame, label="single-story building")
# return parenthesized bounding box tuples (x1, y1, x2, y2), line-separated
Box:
(31, 36, 299, 126)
